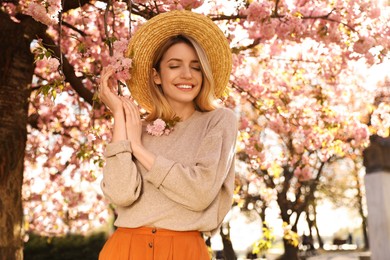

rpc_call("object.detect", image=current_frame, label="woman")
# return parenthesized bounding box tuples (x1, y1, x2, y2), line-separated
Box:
(98, 10, 237, 259)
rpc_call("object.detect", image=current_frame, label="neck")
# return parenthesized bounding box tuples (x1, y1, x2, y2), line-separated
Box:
(171, 103, 196, 121)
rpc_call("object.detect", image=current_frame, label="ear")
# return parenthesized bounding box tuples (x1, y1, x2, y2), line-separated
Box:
(152, 68, 162, 85)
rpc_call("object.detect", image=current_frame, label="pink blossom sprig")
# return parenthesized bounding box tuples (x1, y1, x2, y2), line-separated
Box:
(108, 38, 132, 82)
(146, 117, 180, 136)
(27, 0, 62, 26)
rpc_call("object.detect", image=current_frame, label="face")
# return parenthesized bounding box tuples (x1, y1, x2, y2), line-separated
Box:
(153, 42, 203, 110)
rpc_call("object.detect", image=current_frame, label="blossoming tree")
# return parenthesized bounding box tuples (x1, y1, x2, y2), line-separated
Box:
(0, 0, 389, 259)
(230, 52, 374, 257)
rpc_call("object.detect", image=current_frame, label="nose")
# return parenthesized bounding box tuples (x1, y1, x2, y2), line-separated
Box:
(180, 66, 192, 79)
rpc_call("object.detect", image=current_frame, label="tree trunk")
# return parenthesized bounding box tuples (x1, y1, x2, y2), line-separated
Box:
(314, 221, 324, 249)
(310, 199, 324, 249)
(355, 160, 370, 249)
(220, 223, 237, 260)
(279, 205, 299, 259)
(359, 205, 370, 249)
(0, 11, 35, 260)
(281, 239, 299, 260)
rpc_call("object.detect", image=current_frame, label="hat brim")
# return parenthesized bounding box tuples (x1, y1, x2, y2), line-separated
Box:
(126, 10, 232, 112)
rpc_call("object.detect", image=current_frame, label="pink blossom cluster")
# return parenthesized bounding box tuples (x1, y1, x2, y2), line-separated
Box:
(47, 57, 60, 71)
(236, 0, 389, 65)
(146, 118, 172, 136)
(156, 0, 205, 11)
(243, 1, 273, 22)
(132, 0, 149, 3)
(347, 121, 370, 145)
(294, 165, 312, 182)
(126, 0, 204, 12)
(369, 7, 381, 19)
(108, 38, 132, 82)
(34, 56, 60, 74)
(259, 187, 277, 204)
(27, 0, 62, 26)
(353, 36, 376, 54)
(371, 103, 390, 137)
(232, 45, 375, 189)
(177, 0, 204, 10)
(33, 56, 63, 88)
(24, 91, 112, 236)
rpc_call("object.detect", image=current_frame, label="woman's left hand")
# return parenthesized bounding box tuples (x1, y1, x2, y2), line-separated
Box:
(120, 96, 156, 170)
(120, 96, 143, 146)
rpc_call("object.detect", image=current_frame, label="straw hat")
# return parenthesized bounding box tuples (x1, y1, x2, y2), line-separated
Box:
(126, 10, 232, 112)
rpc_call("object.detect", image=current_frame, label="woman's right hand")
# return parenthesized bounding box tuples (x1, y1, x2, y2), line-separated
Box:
(98, 66, 123, 115)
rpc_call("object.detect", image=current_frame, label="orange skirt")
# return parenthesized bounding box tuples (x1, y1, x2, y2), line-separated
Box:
(99, 227, 210, 260)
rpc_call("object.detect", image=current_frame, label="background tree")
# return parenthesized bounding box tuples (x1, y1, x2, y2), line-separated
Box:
(0, 10, 36, 259)
(233, 62, 372, 258)
(317, 157, 369, 248)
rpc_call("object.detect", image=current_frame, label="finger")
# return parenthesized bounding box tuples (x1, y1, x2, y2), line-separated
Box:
(121, 98, 135, 116)
(100, 67, 116, 86)
(122, 100, 131, 118)
(122, 97, 138, 114)
(122, 97, 140, 122)
(121, 98, 133, 115)
(100, 67, 112, 82)
(101, 65, 115, 76)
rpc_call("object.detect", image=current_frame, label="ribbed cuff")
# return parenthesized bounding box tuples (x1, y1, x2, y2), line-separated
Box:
(145, 155, 175, 188)
(104, 140, 132, 157)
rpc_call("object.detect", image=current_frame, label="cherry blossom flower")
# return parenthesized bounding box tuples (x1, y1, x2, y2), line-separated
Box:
(146, 117, 181, 136)
(27, 0, 62, 26)
(108, 38, 132, 82)
(369, 7, 381, 19)
(179, 0, 204, 9)
(47, 58, 60, 71)
(146, 119, 171, 136)
(87, 133, 96, 142)
(353, 36, 375, 54)
(244, 1, 273, 22)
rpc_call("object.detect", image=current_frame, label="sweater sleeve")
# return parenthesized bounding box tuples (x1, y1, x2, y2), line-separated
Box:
(144, 108, 238, 211)
(100, 140, 142, 207)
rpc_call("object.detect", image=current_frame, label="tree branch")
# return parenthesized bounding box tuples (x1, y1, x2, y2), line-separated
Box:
(274, 0, 281, 16)
(210, 14, 246, 21)
(295, 159, 327, 217)
(232, 38, 261, 53)
(209, 8, 355, 32)
(62, 0, 93, 12)
(39, 32, 94, 105)
(302, 11, 356, 32)
(231, 83, 260, 110)
(62, 21, 87, 37)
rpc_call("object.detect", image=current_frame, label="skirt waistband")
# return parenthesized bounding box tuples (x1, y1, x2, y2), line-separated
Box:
(116, 227, 201, 237)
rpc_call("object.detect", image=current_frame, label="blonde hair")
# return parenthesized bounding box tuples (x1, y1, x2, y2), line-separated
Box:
(146, 35, 216, 122)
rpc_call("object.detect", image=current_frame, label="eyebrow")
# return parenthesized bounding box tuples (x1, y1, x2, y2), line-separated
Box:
(167, 58, 200, 63)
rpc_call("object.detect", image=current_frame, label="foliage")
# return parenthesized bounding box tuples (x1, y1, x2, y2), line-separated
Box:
(252, 222, 275, 255)
(282, 222, 300, 247)
(24, 232, 106, 260)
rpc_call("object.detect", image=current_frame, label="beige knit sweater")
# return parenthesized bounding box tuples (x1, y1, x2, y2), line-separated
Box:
(101, 107, 238, 236)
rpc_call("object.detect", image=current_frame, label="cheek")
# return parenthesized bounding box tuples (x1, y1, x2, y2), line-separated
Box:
(194, 72, 203, 84)
(198, 74, 204, 86)
(160, 70, 175, 84)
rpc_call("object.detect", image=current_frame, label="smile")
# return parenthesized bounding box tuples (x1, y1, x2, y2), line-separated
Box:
(176, 84, 193, 89)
